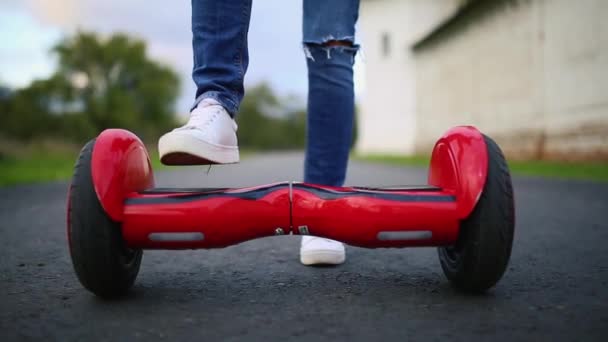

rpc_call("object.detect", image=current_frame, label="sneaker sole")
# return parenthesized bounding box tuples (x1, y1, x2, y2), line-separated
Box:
(159, 132, 239, 165)
(300, 250, 345, 266)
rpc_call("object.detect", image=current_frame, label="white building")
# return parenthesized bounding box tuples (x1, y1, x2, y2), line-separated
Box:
(357, 0, 608, 161)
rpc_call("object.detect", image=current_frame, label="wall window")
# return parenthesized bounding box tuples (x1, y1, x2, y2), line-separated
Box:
(381, 32, 391, 57)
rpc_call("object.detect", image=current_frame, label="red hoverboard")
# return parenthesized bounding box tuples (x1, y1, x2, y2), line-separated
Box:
(67, 126, 514, 298)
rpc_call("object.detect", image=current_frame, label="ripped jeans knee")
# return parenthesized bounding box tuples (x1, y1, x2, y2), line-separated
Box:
(303, 39, 360, 63)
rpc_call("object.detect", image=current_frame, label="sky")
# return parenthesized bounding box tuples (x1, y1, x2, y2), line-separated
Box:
(0, 0, 365, 115)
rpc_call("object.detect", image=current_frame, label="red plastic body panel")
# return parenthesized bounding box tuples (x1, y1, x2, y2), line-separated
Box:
(91, 129, 155, 221)
(428, 126, 488, 218)
(84, 126, 490, 250)
(290, 184, 459, 248)
(120, 183, 459, 249)
(122, 183, 291, 249)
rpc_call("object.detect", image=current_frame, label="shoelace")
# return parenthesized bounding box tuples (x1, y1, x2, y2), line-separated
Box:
(180, 102, 222, 130)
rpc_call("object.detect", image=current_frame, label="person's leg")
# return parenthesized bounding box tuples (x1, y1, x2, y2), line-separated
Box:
(191, 0, 252, 116)
(159, 0, 252, 165)
(300, 0, 360, 265)
(303, 0, 359, 186)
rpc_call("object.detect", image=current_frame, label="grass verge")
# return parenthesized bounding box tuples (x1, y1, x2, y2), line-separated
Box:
(7, 143, 604, 186)
(0, 139, 253, 187)
(0, 152, 77, 187)
(355, 154, 608, 182)
(0, 146, 170, 187)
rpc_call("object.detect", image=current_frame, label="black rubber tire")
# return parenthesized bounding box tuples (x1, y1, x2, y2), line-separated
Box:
(68, 139, 142, 298)
(438, 135, 515, 293)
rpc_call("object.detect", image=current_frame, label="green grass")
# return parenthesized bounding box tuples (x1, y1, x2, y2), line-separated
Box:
(6, 145, 604, 186)
(0, 142, 255, 187)
(355, 154, 608, 182)
(0, 152, 78, 187)
(507, 160, 608, 182)
(0, 146, 171, 187)
(355, 154, 431, 168)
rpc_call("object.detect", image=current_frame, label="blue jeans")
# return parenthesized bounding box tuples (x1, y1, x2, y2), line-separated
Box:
(192, 0, 359, 186)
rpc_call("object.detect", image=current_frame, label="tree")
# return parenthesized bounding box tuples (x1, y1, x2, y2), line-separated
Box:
(236, 83, 358, 151)
(237, 83, 307, 150)
(52, 31, 180, 139)
(1, 78, 64, 140)
(2, 32, 180, 142)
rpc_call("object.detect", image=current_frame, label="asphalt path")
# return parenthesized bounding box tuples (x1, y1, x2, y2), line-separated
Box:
(1, 152, 607, 341)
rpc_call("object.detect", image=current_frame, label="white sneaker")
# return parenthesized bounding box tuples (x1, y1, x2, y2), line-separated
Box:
(300, 236, 346, 266)
(158, 98, 239, 165)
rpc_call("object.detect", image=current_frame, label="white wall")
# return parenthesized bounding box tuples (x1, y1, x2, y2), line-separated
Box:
(413, 0, 608, 160)
(356, 0, 462, 155)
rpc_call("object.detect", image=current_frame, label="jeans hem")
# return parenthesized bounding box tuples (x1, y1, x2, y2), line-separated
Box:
(191, 92, 238, 116)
